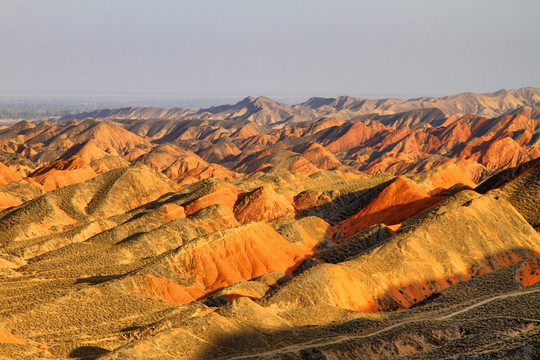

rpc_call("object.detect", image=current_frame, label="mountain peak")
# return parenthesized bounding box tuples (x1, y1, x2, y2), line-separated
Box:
(240, 96, 257, 103)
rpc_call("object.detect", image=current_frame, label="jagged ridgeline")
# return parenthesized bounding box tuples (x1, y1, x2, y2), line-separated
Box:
(0, 88, 539, 359)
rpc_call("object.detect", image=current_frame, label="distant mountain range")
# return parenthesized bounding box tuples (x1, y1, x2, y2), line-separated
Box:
(63, 87, 540, 126)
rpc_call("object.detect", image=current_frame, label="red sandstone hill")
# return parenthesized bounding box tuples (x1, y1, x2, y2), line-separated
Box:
(162, 153, 239, 185)
(28, 156, 98, 191)
(0, 161, 23, 186)
(233, 185, 295, 223)
(337, 177, 445, 238)
(59, 140, 111, 164)
(197, 138, 242, 164)
(292, 141, 346, 170)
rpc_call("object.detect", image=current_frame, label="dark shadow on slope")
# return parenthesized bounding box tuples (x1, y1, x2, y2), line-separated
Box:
(300, 348, 328, 360)
(316, 225, 394, 263)
(75, 274, 124, 285)
(114, 232, 146, 245)
(475, 158, 540, 194)
(296, 175, 450, 233)
(69, 346, 109, 359)
(475, 157, 540, 230)
(294, 178, 394, 225)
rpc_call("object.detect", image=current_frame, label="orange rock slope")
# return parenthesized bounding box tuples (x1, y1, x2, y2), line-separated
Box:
(28, 156, 98, 191)
(234, 185, 295, 223)
(337, 177, 445, 238)
(129, 222, 326, 305)
(163, 154, 239, 185)
(516, 257, 540, 287)
(0, 162, 23, 186)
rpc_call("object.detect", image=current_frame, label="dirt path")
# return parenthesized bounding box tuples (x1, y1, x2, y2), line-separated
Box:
(221, 288, 540, 360)
(438, 289, 539, 319)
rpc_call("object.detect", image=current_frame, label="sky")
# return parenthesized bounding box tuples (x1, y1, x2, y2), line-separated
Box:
(1, 0, 539, 103)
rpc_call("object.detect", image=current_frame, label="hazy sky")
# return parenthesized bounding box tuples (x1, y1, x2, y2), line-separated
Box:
(1, 0, 539, 100)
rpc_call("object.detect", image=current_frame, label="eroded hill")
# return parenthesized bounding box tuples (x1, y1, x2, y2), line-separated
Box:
(0, 91, 539, 359)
